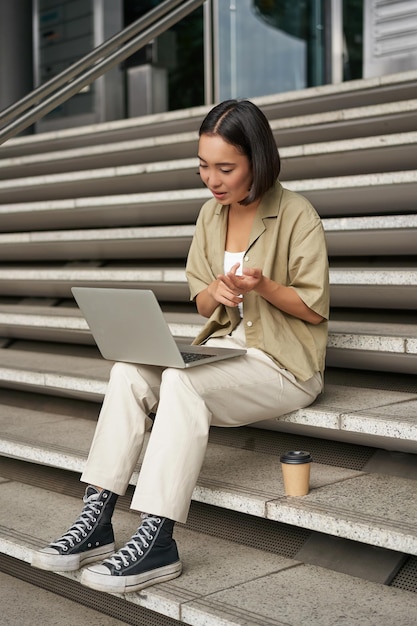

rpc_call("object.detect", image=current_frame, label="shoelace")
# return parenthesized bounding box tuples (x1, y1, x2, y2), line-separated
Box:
(104, 515, 161, 569)
(49, 495, 103, 550)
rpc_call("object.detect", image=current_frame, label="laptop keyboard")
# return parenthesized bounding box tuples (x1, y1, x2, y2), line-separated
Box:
(180, 351, 214, 363)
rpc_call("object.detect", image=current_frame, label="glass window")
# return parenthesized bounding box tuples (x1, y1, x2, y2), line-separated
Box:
(214, 0, 325, 101)
(124, 0, 204, 111)
(343, 0, 363, 81)
(36, 0, 94, 120)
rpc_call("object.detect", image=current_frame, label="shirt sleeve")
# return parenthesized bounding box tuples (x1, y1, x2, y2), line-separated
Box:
(287, 216, 330, 320)
(185, 205, 217, 301)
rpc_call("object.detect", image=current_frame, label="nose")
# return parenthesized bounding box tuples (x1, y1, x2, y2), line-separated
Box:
(204, 169, 221, 189)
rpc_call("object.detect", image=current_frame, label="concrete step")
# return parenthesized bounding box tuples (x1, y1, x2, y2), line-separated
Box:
(0, 305, 416, 374)
(2, 480, 416, 625)
(0, 167, 415, 218)
(323, 214, 417, 256)
(2, 118, 417, 201)
(0, 224, 196, 261)
(0, 171, 415, 234)
(326, 319, 417, 374)
(0, 189, 211, 232)
(0, 265, 191, 300)
(0, 131, 199, 179)
(287, 170, 417, 217)
(1, 129, 416, 181)
(282, 132, 417, 180)
(269, 99, 417, 147)
(328, 265, 417, 309)
(0, 264, 415, 308)
(1, 70, 416, 157)
(0, 157, 201, 203)
(0, 347, 415, 451)
(0, 303, 202, 342)
(0, 570, 128, 626)
(0, 303, 202, 343)
(1, 405, 417, 551)
(0, 214, 416, 260)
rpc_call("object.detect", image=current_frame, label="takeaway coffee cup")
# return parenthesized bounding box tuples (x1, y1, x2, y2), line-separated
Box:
(280, 450, 312, 496)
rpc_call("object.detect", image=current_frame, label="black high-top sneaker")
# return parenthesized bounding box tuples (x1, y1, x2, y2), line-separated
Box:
(31, 486, 118, 572)
(81, 514, 182, 593)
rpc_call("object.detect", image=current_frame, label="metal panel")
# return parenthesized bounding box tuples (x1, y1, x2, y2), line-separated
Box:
(364, 0, 417, 78)
(127, 65, 168, 117)
(329, 0, 344, 84)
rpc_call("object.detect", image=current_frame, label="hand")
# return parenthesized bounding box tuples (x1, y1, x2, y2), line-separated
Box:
(203, 263, 324, 324)
(214, 263, 264, 307)
(208, 264, 243, 308)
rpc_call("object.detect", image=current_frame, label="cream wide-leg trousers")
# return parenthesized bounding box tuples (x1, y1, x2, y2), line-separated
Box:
(81, 324, 322, 523)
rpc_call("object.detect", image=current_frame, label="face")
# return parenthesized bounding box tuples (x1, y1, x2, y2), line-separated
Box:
(198, 134, 253, 208)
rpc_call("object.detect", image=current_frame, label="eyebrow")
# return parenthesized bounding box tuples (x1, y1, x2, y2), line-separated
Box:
(198, 155, 236, 166)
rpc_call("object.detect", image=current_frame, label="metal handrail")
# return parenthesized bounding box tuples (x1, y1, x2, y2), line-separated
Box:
(0, 0, 205, 146)
(0, 0, 185, 129)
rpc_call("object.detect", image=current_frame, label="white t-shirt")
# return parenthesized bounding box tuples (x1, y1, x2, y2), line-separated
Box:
(224, 251, 245, 317)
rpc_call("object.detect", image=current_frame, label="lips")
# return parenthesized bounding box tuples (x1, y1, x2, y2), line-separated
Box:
(211, 190, 227, 200)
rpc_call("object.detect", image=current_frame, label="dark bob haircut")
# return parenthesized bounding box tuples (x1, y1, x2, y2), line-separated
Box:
(199, 99, 280, 205)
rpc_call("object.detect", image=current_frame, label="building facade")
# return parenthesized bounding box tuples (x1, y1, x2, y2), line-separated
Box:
(0, 0, 416, 132)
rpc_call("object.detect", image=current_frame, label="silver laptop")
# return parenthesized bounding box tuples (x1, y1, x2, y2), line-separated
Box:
(71, 287, 246, 368)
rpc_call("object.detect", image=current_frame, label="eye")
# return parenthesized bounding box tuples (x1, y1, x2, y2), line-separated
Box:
(198, 163, 208, 169)
(220, 168, 233, 174)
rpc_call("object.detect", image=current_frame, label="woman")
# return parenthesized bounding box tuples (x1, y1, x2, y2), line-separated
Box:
(31, 100, 329, 593)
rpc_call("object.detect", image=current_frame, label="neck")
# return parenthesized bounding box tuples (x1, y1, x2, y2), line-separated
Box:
(229, 198, 260, 215)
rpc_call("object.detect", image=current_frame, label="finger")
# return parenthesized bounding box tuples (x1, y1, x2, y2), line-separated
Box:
(219, 294, 241, 307)
(242, 267, 257, 279)
(229, 262, 241, 275)
(221, 275, 240, 293)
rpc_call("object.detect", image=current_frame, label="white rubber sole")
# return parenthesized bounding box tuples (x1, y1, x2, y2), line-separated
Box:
(81, 560, 183, 593)
(31, 543, 116, 572)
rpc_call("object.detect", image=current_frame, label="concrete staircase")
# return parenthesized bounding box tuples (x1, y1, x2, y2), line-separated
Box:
(0, 71, 416, 625)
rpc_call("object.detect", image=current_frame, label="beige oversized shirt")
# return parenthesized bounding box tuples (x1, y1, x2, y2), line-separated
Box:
(186, 181, 329, 381)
